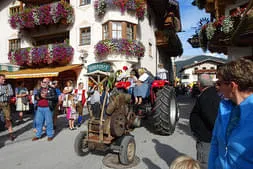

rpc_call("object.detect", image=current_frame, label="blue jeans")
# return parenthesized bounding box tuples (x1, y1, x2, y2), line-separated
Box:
(35, 107, 54, 138)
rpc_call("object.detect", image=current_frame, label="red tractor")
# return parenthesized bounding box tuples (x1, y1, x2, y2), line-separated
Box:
(115, 76, 179, 135)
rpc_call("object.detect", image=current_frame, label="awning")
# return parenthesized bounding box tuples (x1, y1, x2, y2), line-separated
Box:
(2, 64, 82, 79)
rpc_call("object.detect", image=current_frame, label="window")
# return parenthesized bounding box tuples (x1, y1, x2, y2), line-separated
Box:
(127, 23, 134, 40)
(194, 67, 198, 71)
(9, 39, 21, 51)
(210, 67, 215, 70)
(33, 32, 69, 46)
(112, 22, 122, 39)
(103, 23, 109, 39)
(202, 67, 206, 70)
(102, 21, 136, 40)
(80, 0, 91, 6)
(9, 6, 20, 15)
(80, 27, 91, 45)
(148, 43, 152, 57)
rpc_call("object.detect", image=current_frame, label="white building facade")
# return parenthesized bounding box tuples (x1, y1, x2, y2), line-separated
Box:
(0, 0, 164, 88)
(180, 60, 225, 85)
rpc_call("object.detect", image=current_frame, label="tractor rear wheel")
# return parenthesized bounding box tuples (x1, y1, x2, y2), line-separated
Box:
(152, 86, 178, 135)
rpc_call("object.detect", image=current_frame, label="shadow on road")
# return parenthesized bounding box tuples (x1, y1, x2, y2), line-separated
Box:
(142, 157, 161, 169)
(176, 121, 194, 137)
(0, 120, 33, 149)
(152, 139, 185, 167)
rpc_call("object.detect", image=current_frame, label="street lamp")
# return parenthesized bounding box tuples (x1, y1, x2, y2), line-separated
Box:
(79, 49, 88, 68)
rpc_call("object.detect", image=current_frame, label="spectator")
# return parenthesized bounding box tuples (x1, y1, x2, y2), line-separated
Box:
(88, 85, 100, 119)
(0, 74, 15, 141)
(170, 155, 201, 169)
(15, 81, 29, 124)
(66, 94, 78, 130)
(32, 78, 58, 141)
(190, 74, 220, 169)
(51, 80, 61, 129)
(209, 58, 253, 169)
(127, 70, 137, 97)
(133, 68, 149, 105)
(73, 82, 86, 127)
(157, 63, 168, 80)
(32, 80, 41, 132)
(62, 80, 73, 110)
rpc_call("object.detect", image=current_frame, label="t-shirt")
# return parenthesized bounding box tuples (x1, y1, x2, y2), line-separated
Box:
(75, 89, 83, 102)
(157, 68, 168, 80)
(37, 88, 49, 107)
(128, 76, 137, 88)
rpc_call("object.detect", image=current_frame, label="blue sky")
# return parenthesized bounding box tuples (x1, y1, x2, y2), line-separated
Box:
(177, 0, 227, 60)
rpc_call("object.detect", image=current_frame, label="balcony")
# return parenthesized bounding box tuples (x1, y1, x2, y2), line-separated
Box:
(94, 39, 145, 61)
(8, 43, 74, 67)
(9, 1, 74, 30)
(155, 30, 183, 56)
(155, 30, 168, 46)
(232, 14, 253, 46)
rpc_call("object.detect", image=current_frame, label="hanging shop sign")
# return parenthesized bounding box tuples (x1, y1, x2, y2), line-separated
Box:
(87, 63, 111, 73)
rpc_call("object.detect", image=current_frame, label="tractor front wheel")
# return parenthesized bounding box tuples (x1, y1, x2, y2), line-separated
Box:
(119, 135, 136, 165)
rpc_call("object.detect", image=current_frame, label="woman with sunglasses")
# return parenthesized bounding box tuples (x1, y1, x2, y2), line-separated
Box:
(208, 58, 253, 169)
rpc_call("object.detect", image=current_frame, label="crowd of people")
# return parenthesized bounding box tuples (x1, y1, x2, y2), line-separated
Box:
(190, 57, 253, 169)
(1, 58, 253, 169)
(0, 77, 88, 141)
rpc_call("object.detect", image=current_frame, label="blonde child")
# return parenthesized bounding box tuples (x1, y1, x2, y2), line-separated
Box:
(66, 94, 78, 130)
(170, 156, 201, 169)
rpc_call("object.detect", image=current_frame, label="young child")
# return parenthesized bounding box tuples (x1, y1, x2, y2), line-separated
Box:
(170, 155, 201, 169)
(66, 94, 78, 130)
(127, 70, 137, 101)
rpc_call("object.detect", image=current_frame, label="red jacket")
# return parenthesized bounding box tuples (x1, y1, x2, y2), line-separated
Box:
(74, 89, 86, 106)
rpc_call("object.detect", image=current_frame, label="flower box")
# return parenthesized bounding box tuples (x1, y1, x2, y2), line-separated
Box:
(94, 0, 146, 20)
(94, 39, 145, 59)
(9, 1, 74, 29)
(8, 43, 74, 67)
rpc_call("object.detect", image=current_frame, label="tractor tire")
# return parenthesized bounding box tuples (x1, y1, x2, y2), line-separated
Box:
(119, 135, 136, 165)
(152, 86, 178, 135)
(74, 131, 89, 156)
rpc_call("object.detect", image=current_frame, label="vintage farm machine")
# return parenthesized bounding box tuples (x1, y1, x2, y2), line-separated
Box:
(74, 71, 138, 165)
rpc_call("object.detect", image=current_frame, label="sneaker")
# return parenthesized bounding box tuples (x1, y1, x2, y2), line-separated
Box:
(47, 137, 53, 141)
(32, 137, 40, 141)
(9, 134, 16, 141)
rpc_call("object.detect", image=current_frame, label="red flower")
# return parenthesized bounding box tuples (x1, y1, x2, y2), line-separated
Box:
(123, 66, 128, 71)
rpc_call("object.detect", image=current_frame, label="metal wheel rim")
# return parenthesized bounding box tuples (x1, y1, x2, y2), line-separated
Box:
(127, 141, 135, 162)
(170, 97, 177, 126)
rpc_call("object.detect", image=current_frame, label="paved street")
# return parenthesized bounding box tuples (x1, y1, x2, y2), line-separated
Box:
(0, 95, 196, 169)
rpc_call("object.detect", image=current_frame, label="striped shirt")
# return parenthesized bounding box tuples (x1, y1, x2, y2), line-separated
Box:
(0, 84, 14, 102)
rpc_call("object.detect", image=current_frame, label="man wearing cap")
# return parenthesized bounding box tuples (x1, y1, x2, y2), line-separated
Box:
(190, 74, 221, 169)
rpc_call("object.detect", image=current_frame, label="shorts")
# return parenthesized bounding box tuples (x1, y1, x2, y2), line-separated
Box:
(0, 102, 11, 120)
